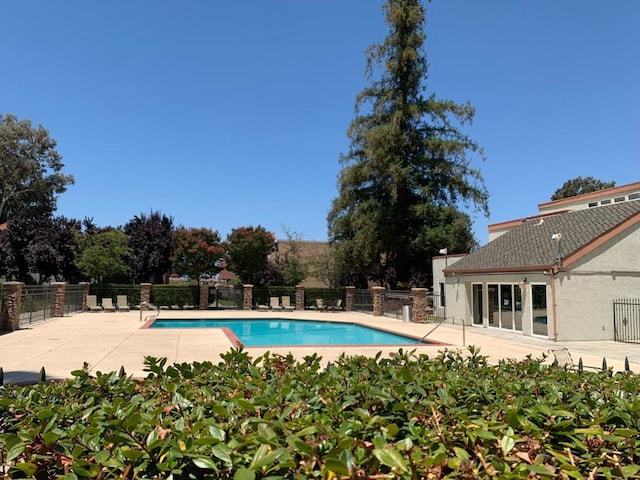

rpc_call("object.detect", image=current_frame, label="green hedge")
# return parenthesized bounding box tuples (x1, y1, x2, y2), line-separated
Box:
(151, 285, 200, 308)
(1, 348, 639, 478)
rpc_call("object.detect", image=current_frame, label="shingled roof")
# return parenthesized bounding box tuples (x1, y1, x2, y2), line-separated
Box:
(446, 199, 640, 274)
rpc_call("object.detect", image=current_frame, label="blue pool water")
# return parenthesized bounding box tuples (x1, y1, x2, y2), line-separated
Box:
(149, 318, 425, 347)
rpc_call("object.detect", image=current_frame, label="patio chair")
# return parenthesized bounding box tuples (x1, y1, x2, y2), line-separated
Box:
(101, 298, 116, 312)
(257, 301, 270, 311)
(86, 295, 103, 312)
(328, 299, 343, 312)
(116, 295, 130, 312)
(315, 298, 327, 311)
(548, 348, 599, 372)
(281, 296, 295, 311)
(270, 296, 283, 311)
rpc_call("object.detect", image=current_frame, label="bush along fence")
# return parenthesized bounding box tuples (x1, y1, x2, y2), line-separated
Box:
(2, 350, 635, 388)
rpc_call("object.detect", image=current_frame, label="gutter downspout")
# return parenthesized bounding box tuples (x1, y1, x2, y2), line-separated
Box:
(550, 266, 559, 342)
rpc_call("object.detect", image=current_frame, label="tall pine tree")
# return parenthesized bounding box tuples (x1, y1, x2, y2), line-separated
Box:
(328, 0, 488, 288)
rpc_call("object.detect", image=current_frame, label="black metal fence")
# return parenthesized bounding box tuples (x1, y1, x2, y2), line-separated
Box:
(614, 298, 640, 344)
(19, 284, 84, 328)
(353, 289, 373, 313)
(208, 286, 243, 309)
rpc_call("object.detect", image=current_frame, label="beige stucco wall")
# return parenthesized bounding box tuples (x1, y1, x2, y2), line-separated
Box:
(442, 273, 552, 337)
(432, 254, 465, 318)
(554, 223, 640, 341)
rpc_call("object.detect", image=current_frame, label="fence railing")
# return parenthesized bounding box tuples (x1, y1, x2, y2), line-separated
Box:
(17, 284, 85, 328)
(381, 290, 443, 321)
(353, 289, 373, 313)
(613, 298, 640, 344)
(208, 286, 243, 309)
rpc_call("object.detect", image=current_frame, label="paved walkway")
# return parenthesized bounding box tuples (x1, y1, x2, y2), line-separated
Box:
(1, 309, 639, 384)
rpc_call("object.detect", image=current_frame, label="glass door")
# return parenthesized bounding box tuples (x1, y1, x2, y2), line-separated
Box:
(488, 284, 499, 327)
(531, 284, 548, 336)
(488, 283, 523, 332)
(472, 284, 483, 325)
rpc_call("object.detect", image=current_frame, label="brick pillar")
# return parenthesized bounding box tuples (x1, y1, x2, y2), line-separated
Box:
(79, 282, 90, 311)
(2, 282, 23, 331)
(140, 283, 151, 310)
(372, 286, 385, 317)
(199, 285, 209, 310)
(52, 282, 66, 317)
(295, 285, 305, 311)
(412, 288, 428, 323)
(243, 284, 253, 310)
(345, 286, 355, 311)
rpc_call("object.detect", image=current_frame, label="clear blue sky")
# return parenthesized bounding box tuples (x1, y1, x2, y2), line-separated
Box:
(3, 1, 639, 245)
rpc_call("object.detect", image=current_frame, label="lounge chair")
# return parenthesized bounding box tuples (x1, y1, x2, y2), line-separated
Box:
(315, 298, 327, 311)
(101, 298, 116, 312)
(281, 296, 295, 311)
(86, 295, 103, 312)
(270, 297, 283, 311)
(328, 299, 343, 312)
(257, 302, 270, 311)
(116, 295, 130, 312)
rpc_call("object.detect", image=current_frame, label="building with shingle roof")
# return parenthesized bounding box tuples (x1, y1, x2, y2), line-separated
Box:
(436, 182, 640, 341)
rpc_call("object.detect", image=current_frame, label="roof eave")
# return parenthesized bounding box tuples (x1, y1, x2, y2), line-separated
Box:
(444, 265, 553, 277)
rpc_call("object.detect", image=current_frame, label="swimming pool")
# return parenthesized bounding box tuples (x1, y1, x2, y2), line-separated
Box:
(148, 318, 428, 347)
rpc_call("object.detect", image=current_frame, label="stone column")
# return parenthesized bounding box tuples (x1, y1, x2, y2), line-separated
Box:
(345, 286, 355, 312)
(412, 288, 428, 323)
(79, 282, 90, 311)
(52, 282, 66, 317)
(243, 284, 253, 310)
(2, 282, 23, 331)
(140, 283, 151, 310)
(295, 285, 305, 311)
(199, 285, 209, 310)
(372, 286, 385, 317)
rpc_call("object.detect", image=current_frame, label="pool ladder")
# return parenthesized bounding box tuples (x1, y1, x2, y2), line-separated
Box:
(416, 316, 465, 346)
(139, 303, 160, 322)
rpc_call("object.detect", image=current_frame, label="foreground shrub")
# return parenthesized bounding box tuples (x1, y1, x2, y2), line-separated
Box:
(1, 348, 639, 478)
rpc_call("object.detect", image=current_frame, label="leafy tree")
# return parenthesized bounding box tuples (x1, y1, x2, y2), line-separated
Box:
(0, 113, 74, 223)
(327, 0, 488, 288)
(172, 227, 225, 284)
(0, 214, 80, 283)
(275, 227, 308, 286)
(225, 226, 275, 284)
(28, 216, 82, 283)
(124, 211, 174, 284)
(307, 248, 342, 288)
(252, 261, 284, 287)
(550, 176, 616, 200)
(76, 229, 131, 283)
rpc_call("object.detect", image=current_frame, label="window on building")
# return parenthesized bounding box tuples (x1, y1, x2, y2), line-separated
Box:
(439, 282, 445, 307)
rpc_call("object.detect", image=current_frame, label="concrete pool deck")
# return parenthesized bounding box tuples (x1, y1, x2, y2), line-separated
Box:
(1, 309, 639, 384)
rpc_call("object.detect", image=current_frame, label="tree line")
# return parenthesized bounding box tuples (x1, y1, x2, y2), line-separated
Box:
(0, 208, 307, 286)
